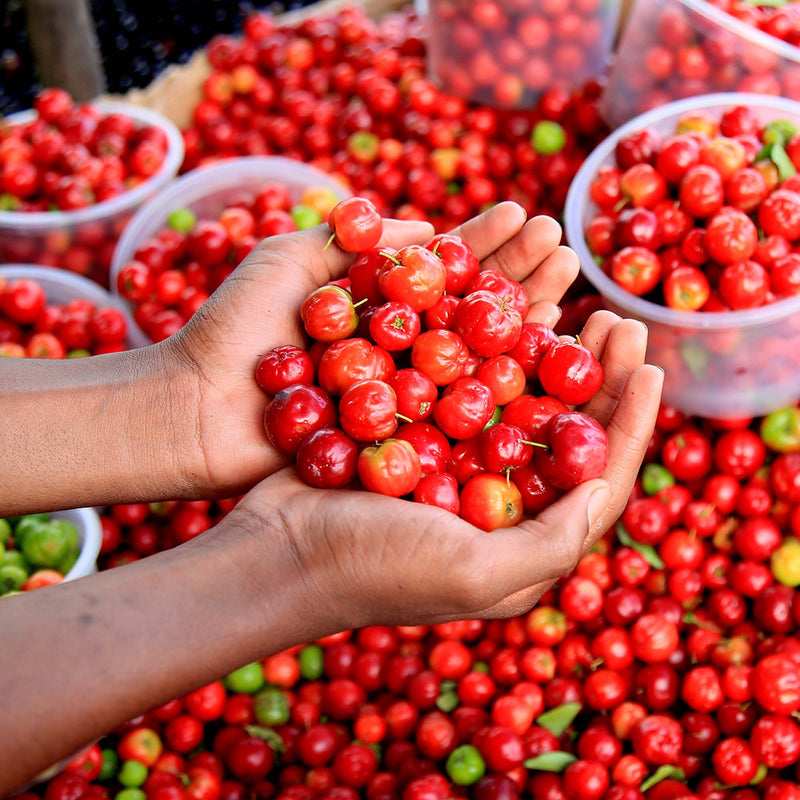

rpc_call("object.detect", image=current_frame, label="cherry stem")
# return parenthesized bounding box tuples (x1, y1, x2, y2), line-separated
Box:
(323, 232, 337, 252)
(353, 297, 369, 309)
(431, 241, 441, 257)
(396, 413, 413, 424)
(519, 439, 549, 450)
(379, 250, 400, 264)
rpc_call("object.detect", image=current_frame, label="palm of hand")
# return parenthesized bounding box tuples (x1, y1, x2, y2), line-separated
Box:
(171, 203, 580, 499)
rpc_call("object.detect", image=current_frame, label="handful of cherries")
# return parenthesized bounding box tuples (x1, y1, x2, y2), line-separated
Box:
(256, 199, 609, 532)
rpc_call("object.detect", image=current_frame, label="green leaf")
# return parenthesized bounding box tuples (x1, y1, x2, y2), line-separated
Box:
(615, 523, 666, 570)
(523, 751, 577, 772)
(770, 141, 797, 182)
(535, 702, 582, 737)
(641, 766, 686, 792)
(523, 750, 578, 772)
(744, 0, 791, 9)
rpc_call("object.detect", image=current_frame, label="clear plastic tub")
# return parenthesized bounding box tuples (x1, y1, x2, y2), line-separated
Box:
(603, 0, 800, 128)
(425, 0, 622, 108)
(110, 155, 351, 334)
(564, 93, 800, 420)
(0, 264, 150, 349)
(0, 100, 184, 286)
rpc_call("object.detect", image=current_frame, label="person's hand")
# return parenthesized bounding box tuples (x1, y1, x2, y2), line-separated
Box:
(166, 202, 582, 499)
(221, 311, 662, 636)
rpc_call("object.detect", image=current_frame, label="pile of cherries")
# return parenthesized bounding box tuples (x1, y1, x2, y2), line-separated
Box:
(0, 88, 170, 214)
(114, 180, 341, 343)
(257, 198, 608, 531)
(0, 274, 131, 358)
(31, 402, 800, 800)
(180, 6, 609, 228)
(426, 0, 616, 109)
(606, 0, 800, 124)
(0, 87, 176, 285)
(584, 104, 800, 311)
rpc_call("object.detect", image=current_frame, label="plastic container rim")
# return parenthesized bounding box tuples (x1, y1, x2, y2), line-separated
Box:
(565, 91, 800, 331)
(54, 507, 102, 582)
(677, 0, 800, 66)
(0, 100, 185, 231)
(110, 154, 351, 284)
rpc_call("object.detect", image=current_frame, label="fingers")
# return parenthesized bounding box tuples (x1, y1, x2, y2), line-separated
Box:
(581, 317, 649, 427)
(448, 202, 528, 261)
(525, 300, 562, 329)
(588, 363, 664, 546)
(481, 215, 565, 283)
(519, 244, 580, 310)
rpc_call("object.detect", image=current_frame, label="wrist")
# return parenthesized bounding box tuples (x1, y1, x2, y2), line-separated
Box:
(208, 495, 339, 652)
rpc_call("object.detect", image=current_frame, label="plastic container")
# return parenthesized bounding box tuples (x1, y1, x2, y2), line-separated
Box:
(0, 264, 150, 349)
(564, 93, 800, 420)
(425, 0, 622, 109)
(0, 100, 184, 286)
(110, 155, 351, 338)
(54, 507, 103, 582)
(603, 0, 800, 128)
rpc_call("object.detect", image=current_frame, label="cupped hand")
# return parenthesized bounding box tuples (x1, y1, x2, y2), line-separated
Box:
(230, 317, 662, 635)
(167, 202, 580, 499)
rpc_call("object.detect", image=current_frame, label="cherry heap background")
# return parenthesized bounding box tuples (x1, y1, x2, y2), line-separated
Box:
(11, 5, 800, 800)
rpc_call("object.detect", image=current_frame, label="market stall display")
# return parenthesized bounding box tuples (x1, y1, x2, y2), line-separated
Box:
(603, 0, 800, 127)
(425, 0, 622, 109)
(5, 1, 800, 799)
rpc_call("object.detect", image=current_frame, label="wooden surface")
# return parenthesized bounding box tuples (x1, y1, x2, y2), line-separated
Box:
(110, 0, 409, 130)
(24, 0, 105, 101)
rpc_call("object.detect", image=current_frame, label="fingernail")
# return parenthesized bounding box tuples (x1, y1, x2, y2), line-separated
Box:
(588, 484, 611, 528)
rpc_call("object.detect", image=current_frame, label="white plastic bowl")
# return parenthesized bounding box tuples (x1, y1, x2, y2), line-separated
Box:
(0, 264, 150, 349)
(54, 507, 102, 581)
(110, 155, 352, 330)
(564, 93, 800, 420)
(0, 100, 184, 284)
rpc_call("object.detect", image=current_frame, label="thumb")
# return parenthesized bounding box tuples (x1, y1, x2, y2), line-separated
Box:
(485, 479, 612, 594)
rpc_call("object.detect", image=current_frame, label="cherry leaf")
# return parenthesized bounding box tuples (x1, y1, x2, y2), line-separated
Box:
(770, 142, 797, 182)
(535, 702, 582, 737)
(523, 752, 577, 772)
(615, 522, 666, 570)
(640, 766, 686, 792)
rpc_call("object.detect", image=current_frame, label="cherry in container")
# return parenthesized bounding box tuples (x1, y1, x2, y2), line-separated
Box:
(564, 92, 800, 420)
(0, 93, 184, 287)
(604, 0, 800, 128)
(424, 0, 622, 108)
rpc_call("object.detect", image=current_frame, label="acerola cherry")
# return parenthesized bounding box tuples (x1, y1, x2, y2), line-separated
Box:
(537, 340, 604, 406)
(534, 411, 609, 490)
(327, 197, 383, 253)
(264, 383, 337, 457)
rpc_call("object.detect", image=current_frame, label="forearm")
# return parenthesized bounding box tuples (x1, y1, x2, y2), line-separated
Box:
(0, 506, 318, 796)
(0, 343, 196, 515)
